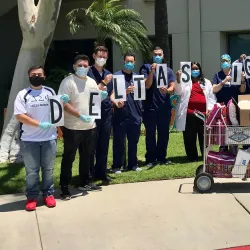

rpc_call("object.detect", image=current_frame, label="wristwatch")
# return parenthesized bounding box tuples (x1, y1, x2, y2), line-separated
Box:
(101, 80, 107, 86)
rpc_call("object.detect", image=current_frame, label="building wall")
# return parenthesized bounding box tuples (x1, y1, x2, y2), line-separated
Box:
(168, 0, 250, 80)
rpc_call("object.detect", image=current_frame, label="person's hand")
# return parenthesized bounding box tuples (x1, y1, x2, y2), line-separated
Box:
(160, 87, 168, 94)
(176, 70, 182, 83)
(103, 74, 113, 84)
(60, 94, 70, 103)
(240, 54, 247, 62)
(241, 71, 246, 82)
(79, 115, 93, 123)
(206, 110, 211, 117)
(100, 90, 108, 100)
(98, 84, 107, 91)
(222, 76, 232, 85)
(150, 63, 157, 73)
(126, 85, 135, 94)
(115, 101, 124, 108)
(38, 122, 53, 130)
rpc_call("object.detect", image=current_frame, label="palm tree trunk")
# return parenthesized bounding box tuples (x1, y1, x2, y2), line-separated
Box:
(155, 0, 170, 65)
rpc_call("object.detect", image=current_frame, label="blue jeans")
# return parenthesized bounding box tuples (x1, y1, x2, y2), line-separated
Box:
(21, 140, 56, 200)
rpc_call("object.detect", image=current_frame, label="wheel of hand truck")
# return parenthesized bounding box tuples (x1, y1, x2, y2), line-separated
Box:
(195, 165, 204, 176)
(194, 173, 214, 193)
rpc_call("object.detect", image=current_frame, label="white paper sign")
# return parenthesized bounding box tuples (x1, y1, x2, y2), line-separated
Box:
(89, 91, 101, 119)
(113, 75, 127, 101)
(49, 95, 64, 126)
(156, 64, 168, 88)
(133, 75, 146, 100)
(231, 62, 242, 85)
(232, 149, 250, 178)
(180, 62, 192, 85)
(244, 56, 250, 79)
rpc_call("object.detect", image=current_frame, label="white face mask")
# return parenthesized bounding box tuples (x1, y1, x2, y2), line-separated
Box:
(95, 57, 107, 67)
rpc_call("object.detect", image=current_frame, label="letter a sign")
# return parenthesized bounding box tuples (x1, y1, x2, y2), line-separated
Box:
(156, 64, 168, 88)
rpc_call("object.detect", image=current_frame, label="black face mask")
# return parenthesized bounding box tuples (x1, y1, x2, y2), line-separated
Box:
(29, 76, 45, 87)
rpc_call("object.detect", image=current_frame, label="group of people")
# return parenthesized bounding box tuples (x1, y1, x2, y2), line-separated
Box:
(14, 44, 248, 211)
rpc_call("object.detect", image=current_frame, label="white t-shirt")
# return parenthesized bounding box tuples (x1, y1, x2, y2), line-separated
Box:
(58, 75, 99, 130)
(14, 86, 57, 142)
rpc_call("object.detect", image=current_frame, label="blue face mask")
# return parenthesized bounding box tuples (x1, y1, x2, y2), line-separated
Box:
(76, 67, 89, 77)
(191, 70, 200, 78)
(124, 62, 135, 71)
(153, 55, 163, 64)
(221, 62, 231, 69)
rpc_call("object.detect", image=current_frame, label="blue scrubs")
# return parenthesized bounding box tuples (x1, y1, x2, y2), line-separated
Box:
(140, 64, 175, 163)
(112, 70, 142, 170)
(212, 70, 240, 104)
(88, 66, 113, 178)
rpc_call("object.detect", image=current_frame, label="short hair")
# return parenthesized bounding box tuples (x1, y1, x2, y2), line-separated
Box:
(73, 54, 90, 64)
(94, 46, 108, 55)
(153, 46, 163, 51)
(123, 52, 136, 61)
(28, 66, 44, 75)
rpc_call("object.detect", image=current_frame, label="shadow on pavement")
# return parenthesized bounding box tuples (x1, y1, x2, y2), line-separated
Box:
(179, 182, 250, 194)
(0, 188, 88, 212)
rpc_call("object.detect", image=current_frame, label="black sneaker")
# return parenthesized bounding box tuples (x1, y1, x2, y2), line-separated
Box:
(95, 175, 112, 182)
(79, 182, 102, 191)
(60, 186, 71, 200)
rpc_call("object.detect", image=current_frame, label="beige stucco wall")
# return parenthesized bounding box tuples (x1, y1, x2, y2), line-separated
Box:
(168, 0, 250, 80)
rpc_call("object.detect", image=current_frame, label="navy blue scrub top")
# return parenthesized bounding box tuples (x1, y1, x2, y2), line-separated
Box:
(112, 70, 142, 125)
(212, 70, 240, 105)
(139, 64, 175, 111)
(88, 65, 113, 114)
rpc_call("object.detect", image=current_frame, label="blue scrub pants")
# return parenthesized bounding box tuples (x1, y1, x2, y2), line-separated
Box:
(143, 107, 172, 163)
(112, 119, 141, 170)
(90, 111, 112, 178)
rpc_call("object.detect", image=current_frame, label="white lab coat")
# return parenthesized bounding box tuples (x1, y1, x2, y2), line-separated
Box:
(174, 78, 216, 131)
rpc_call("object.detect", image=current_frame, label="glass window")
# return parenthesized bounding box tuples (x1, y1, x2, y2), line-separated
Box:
(228, 33, 250, 62)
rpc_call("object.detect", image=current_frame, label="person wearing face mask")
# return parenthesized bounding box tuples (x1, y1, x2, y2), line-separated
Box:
(110, 52, 142, 173)
(212, 54, 246, 105)
(58, 55, 108, 200)
(14, 66, 69, 211)
(139, 46, 175, 167)
(87, 46, 113, 182)
(175, 62, 216, 162)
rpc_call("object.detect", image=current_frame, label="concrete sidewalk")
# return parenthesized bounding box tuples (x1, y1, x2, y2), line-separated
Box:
(0, 178, 250, 250)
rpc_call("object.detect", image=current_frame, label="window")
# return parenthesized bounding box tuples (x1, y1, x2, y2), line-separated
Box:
(228, 33, 250, 62)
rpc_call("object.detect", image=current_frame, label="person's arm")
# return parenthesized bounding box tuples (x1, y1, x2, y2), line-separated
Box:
(206, 80, 217, 111)
(213, 75, 232, 93)
(110, 90, 124, 108)
(16, 114, 39, 127)
(140, 64, 157, 89)
(63, 102, 80, 118)
(240, 72, 246, 93)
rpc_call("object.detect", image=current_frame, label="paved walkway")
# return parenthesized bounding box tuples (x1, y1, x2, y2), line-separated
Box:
(0, 178, 250, 250)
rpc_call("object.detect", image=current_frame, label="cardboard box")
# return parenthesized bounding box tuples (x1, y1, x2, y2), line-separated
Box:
(237, 95, 250, 126)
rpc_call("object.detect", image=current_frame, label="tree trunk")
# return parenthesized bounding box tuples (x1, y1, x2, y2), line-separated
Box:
(155, 0, 170, 65)
(0, 0, 62, 163)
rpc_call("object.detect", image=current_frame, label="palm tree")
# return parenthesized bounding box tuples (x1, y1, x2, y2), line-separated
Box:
(155, 0, 170, 65)
(67, 0, 152, 58)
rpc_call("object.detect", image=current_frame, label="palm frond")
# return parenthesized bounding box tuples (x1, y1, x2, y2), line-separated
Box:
(67, 0, 152, 59)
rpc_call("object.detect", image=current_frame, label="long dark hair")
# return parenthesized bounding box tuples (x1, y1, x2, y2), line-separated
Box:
(191, 62, 205, 85)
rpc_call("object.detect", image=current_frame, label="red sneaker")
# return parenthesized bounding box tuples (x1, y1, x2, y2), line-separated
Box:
(26, 200, 37, 211)
(44, 195, 56, 208)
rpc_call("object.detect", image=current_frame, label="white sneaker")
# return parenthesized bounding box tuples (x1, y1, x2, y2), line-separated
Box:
(146, 162, 154, 167)
(112, 168, 122, 174)
(132, 166, 142, 172)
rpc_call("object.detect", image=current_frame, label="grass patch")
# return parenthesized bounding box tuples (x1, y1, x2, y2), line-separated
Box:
(0, 131, 202, 194)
